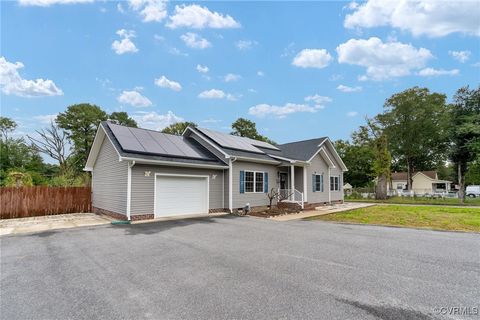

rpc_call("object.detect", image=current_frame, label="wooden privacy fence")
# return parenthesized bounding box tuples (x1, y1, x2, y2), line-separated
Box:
(0, 186, 91, 219)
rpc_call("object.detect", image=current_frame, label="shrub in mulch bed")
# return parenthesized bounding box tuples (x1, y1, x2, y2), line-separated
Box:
(248, 207, 301, 218)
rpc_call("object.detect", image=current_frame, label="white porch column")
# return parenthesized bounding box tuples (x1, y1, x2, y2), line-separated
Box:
(328, 167, 331, 204)
(290, 164, 295, 201)
(303, 166, 308, 202)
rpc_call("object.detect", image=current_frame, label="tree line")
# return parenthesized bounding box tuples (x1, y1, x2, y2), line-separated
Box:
(2, 85, 478, 203)
(335, 85, 479, 202)
(0, 101, 269, 187)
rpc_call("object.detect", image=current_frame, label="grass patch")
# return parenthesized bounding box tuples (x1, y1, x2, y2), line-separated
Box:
(306, 205, 480, 232)
(345, 196, 480, 206)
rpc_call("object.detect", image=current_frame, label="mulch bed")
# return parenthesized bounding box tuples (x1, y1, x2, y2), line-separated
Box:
(248, 207, 301, 218)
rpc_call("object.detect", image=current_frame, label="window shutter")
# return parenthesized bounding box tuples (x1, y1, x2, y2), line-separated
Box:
(312, 174, 316, 192)
(240, 170, 245, 194)
(320, 174, 324, 192)
(339, 175, 342, 191)
(264, 172, 268, 193)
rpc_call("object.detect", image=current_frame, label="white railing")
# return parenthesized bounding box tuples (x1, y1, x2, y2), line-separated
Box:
(278, 188, 304, 209)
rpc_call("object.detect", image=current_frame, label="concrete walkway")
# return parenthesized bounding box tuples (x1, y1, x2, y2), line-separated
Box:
(0, 213, 113, 236)
(270, 202, 376, 221)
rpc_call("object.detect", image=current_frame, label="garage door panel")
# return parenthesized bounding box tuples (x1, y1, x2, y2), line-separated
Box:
(155, 175, 208, 217)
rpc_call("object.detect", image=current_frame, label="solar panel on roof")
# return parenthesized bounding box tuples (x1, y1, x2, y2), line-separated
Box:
(107, 123, 211, 160)
(130, 128, 167, 154)
(197, 127, 281, 152)
(109, 124, 146, 152)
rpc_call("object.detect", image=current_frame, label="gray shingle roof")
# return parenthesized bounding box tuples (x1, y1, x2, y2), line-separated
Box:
(277, 138, 327, 161)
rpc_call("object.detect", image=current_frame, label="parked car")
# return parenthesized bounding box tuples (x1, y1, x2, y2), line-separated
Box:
(466, 185, 480, 198)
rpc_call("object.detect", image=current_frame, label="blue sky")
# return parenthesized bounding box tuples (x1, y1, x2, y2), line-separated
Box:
(1, 0, 479, 146)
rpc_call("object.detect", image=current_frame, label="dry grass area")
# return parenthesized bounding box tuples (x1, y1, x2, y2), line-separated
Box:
(306, 205, 480, 232)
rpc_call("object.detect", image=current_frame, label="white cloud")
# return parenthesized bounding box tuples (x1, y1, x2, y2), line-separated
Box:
(166, 4, 240, 29)
(257, 71, 265, 77)
(337, 84, 362, 92)
(117, 3, 125, 13)
(202, 118, 222, 123)
(128, 0, 167, 22)
(235, 40, 256, 51)
(117, 90, 152, 107)
(154, 76, 182, 91)
(112, 29, 138, 55)
(249, 103, 318, 119)
(347, 111, 358, 117)
(180, 32, 211, 49)
(133, 111, 184, 131)
(0, 56, 63, 97)
(34, 114, 58, 124)
(304, 94, 332, 107)
(449, 50, 471, 63)
(292, 49, 332, 69)
(344, 0, 480, 38)
(196, 64, 209, 73)
(336, 37, 433, 81)
(19, 0, 92, 6)
(224, 73, 241, 82)
(198, 89, 226, 99)
(417, 68, 460, 77)
(198, 89, 238, 101)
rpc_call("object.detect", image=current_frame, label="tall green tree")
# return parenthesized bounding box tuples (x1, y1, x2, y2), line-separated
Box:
(334, 139, 374, 187)
(377, 87, 449, 190)
(231, 118, 276, 145)
(449, 85, 480, 202)
(56, 103, 108, 171)
(109, 112, 137, 127)
(0, 116, 17, 141)
(161, 122, 197, 135)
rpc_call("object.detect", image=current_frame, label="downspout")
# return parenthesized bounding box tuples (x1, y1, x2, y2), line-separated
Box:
(228, 157, 236, 213)
(126, 160, 135, 221)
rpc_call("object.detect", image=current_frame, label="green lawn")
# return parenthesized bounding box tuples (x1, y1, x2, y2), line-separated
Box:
(345, 196, 480, 206)
(306, 205, 480, 232)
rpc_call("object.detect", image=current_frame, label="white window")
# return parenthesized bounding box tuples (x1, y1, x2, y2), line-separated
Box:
(245, 171, 254, 192)
(245, 171, 264, 193)
(396, 183, 404, 190)
(314, 174, 323, 192)
(255, 172, 264, 193)
(330, 176, 339, 191)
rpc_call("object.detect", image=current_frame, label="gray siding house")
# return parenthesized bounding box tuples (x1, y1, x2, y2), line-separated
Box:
(85, 122, 347, 220)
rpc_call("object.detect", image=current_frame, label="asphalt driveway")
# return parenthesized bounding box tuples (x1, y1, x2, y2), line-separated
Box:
(1, 216, 479, 320)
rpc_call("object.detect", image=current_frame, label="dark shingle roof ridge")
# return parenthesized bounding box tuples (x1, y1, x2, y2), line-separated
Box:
(279, 136, 328, 146)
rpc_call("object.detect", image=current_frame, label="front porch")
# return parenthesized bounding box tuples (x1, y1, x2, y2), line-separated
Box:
(277, 164, 307, 209)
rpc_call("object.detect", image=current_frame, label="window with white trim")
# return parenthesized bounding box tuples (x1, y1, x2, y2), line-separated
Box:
(245, 171, 264, 193)
(245, 171, 254, 192)
(314, 174, 323, 192)
(255, 172, 264, 193)
(330, 176, 339, 191)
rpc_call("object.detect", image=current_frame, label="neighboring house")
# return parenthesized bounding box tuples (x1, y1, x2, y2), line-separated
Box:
(85, 122, 348, 220)
(343, 183, 353, 195)
(390, 171, 452, 195)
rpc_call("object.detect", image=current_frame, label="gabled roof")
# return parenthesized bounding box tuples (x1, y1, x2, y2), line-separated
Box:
(86, 122, 348, 171)
(185, 126, 347, 170)
(392, 171, 438, 181)
(277, 138, 327, 161)
(84, 122, 228, 171)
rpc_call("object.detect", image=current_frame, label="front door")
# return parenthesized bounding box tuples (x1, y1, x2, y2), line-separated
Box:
(279, 172, 288, 189)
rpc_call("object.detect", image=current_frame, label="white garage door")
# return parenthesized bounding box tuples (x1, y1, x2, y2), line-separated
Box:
(155, 175, 208, 218)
